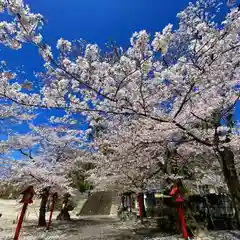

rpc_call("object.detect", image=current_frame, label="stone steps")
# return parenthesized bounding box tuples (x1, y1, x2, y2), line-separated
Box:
(79, 191, 114, 216)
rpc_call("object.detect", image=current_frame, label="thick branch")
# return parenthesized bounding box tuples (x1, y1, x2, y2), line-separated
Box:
(19, 149, 33, 159)
(172, 121, 212, 147)
(174, 83, 195, 119)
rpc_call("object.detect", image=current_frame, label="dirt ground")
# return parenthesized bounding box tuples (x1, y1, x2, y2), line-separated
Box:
(1, 199, 240, 240)
(0, 199, 142, 239)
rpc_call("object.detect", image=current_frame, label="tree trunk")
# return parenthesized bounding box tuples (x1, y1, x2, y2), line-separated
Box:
(38, 187, 50, 227)
(129, 194, 132, 213)
(204, 196, 215, 230)
(219, 147, 240, 228)
(121, 195, 125, 208)
(56, 193, 71, 221)
(186, 204, 208, 237)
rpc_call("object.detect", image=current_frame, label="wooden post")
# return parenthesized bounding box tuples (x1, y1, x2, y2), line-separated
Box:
(14, 186, 35, 240)
(47, 192, 58, 230)
(56, 193, 71, 220)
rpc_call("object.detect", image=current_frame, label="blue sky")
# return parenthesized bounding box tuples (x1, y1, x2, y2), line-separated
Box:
(1, 0, 240, 159)
(0, 0, 192, 138)
(2, 0, 193, 74)
(27, 0, 190, 48)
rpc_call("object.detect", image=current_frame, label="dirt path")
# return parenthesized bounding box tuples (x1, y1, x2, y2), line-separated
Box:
(0, 198, 137, 240)
(0, 216, 142, 240)
(1, 199, 240, 239)
(2, 215, 240, 240)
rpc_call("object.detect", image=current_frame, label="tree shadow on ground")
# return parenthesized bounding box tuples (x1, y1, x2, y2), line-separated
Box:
(20, 218, 179, 239)
(21, 218, 119, 237)
(84, 227, 176, 240)
(226, 231, 240, 239)
(50, 220, 176, 239)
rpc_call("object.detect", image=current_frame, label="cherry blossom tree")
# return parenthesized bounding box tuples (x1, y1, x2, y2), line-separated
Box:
(86, 117, 226, 195)
(1, 0, 240, 224)
(25, 0, 240, 210)
(1, 125, 86, 225)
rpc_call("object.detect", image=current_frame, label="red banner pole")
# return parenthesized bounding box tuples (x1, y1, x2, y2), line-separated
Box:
(170, 183, 189, 240)
(47, 193, 58, 230)
(138, 193, 143, 218)
(178, 205, 188, 239)
(14, 202, 28, 240)
(14, 186, 35, 240)
(47, 204, 54, 230)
